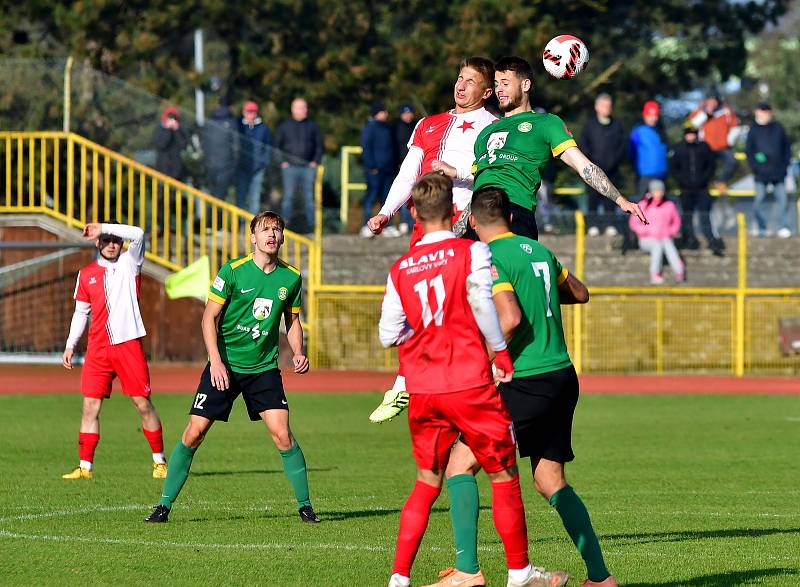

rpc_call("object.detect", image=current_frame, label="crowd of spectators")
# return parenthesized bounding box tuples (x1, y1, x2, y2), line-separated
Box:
(153, 91, 795, 244)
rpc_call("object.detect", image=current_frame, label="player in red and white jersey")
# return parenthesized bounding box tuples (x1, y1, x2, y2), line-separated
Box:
(61, 222, 167, 480)
(367, 56, 497, 246)
(379, 173, 567, 587)
(368, 57, 497, 423)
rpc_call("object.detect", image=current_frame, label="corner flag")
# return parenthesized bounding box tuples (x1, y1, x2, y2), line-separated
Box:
(165, 256, 210, 301)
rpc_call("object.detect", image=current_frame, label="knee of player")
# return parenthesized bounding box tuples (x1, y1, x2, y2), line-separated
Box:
(182, 426, 206, 448)
(271, 431, 293, 451)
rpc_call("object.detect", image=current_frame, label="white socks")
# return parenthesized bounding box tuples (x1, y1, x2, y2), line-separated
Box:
(508, 564, 532, 583)
(392, 375, 406, 392)
(79, 460, 93, 471)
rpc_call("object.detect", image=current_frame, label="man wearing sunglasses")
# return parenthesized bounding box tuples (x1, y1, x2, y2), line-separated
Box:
(62, 221, 167, 480)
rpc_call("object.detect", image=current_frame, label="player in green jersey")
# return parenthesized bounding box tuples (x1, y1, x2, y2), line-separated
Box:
(145, 211, 320, 524)
(435, 56, 646, 241)
(427, 187, 617, 587)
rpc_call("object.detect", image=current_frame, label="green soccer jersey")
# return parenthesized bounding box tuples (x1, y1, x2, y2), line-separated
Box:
(208, 254, 302, 373)
(489, 232, 572, 377)
(473, 111, 576, 211)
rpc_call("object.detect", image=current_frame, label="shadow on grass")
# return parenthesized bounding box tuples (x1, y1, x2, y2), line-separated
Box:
(187, 505, 442, 523)
(604, 527, 800, 545)
(626, 567, 799, 586)
(191, 467, 335, 477)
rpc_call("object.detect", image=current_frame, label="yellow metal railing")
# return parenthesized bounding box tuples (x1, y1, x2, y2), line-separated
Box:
(340, 145, 800, 230)
(1, 131, 321, 343)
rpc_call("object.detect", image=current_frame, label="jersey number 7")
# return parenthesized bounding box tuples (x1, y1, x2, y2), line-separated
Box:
(531, 262, 553, 317)
(413, 275, 446, 327)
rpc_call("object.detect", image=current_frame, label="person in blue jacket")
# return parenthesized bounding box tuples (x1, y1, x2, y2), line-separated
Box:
(359, 102, 397, 237)
(629, 101, 668, 198)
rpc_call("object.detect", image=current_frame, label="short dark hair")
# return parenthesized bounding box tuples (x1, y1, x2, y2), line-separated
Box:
(250, 210, 285, 234)
(471, 186, 511, 226)
(494, 56, 534, 83)
(460, 56, 495, 91)
(411, 173, 453, 222)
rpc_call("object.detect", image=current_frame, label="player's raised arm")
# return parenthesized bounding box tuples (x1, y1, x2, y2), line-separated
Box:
(559, 146, 648, 225)
(83, 222, 147, 265)
(369, 143, 425, 234)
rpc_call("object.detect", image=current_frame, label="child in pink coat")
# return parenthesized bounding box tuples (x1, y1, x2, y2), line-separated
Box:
(629, 179, 685, 283)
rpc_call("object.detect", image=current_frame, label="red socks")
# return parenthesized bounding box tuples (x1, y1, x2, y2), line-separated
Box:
(142, 427, 164, 454)
(78, 432, 100, 463)
(392, 480, 441, 577)
(491, 477, 530, 570)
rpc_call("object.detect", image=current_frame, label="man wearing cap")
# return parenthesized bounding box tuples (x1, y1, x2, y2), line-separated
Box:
(236, 101, 273, 215)
(745, 102, 793, 238)
(629, 101, 669, 197)
(154, 106, 187, 182)
(392, 104, 418, 234)
(359, 102, 397, 237)
(670, 122, 723, 255)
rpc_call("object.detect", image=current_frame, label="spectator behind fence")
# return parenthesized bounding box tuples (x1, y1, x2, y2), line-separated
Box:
(629, 101, 668, 197)
(236, 101, 272, 215)
(275, 97, 324, 232)
(629, 179, 685, 284)
(580, 93, 626, 236)
(392, 103, 417, 234)
(745, 102, 792, 238)
(202, 97, 238, 200)
(359, 102, 397, 238)
(154, 106, 187, 181)
(670, 122, 724, 256)
(689, 92, 740, 194)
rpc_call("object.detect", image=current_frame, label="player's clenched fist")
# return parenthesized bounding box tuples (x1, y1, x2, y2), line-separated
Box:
(492, 348, 514, 383)
(293, 353, 310, 374)
(367, 214, 389, 235)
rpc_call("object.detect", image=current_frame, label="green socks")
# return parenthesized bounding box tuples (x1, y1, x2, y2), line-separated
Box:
(550, 485, 610, 582)
(279, 441, 312, 509)
(158, 441, 197, 509)
(447, 474, 480, 574)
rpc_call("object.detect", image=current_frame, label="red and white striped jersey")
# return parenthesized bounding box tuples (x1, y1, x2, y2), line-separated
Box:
(72, 225, 147, 347)
(380, 107, 497, 216)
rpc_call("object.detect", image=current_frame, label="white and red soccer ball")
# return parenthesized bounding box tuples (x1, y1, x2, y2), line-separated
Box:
(542, 35, 589, 79)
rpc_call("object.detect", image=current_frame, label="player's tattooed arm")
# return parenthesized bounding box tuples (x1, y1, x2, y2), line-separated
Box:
(581, 163, 622, 203)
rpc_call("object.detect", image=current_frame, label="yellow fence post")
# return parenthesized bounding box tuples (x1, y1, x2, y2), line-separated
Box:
(340, 147, 350, 228)
(315, 164, 325, 245)
(66, 134, 74, 228)
(573, 210, 585, 374)
(735, 212, 747, 376)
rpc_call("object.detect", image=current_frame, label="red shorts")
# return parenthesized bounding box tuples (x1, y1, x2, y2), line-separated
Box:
(407, 384, 516, 474)
(408, 209, 465, 248)
(81, 338, 152, 399)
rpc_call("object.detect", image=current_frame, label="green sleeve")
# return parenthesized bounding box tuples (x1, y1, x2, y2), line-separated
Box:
(209, 263, 232, 304)
(549, 250, 569, 286)
(545, 114, 577, 157)
(491, 258, 514, 296)
(290, 275, 302, 314)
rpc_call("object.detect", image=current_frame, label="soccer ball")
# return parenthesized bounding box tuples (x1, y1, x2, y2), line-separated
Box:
(542, 35, 589, 79)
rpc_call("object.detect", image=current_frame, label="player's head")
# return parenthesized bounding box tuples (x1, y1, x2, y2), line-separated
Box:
(97, 220, 123, 261)
(469, 186, 511, 240)
(494, 56, 533, 113)
(594, 93, 613, 118)
(411, 173, 454, 224)
(291, 97, 308, 121)
(454, 56, 494, 111)
(250, 211, 285, 255)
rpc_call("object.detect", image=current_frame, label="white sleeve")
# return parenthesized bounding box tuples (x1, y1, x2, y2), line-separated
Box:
(465, 242, 507, 352)
(454, 161, 474, 183)
(379, 146, 424, 218)
(378, 274, 414, 348)
(65, 301, 91, 350)
(101, 223, 145, 267)
(689, 111, 708, 128)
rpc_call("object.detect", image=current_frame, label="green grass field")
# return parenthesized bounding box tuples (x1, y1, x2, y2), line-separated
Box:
(0, 392, 798, 586)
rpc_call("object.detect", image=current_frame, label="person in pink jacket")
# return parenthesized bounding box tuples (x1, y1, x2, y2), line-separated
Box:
(629, 179, 685, 284)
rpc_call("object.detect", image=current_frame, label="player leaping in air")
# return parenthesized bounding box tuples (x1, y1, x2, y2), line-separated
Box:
(367, 56, 498, 424)
(437, 55, 647, 241)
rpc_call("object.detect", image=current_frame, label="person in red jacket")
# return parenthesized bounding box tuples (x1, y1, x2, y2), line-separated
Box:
(629, 179, 684, 284)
